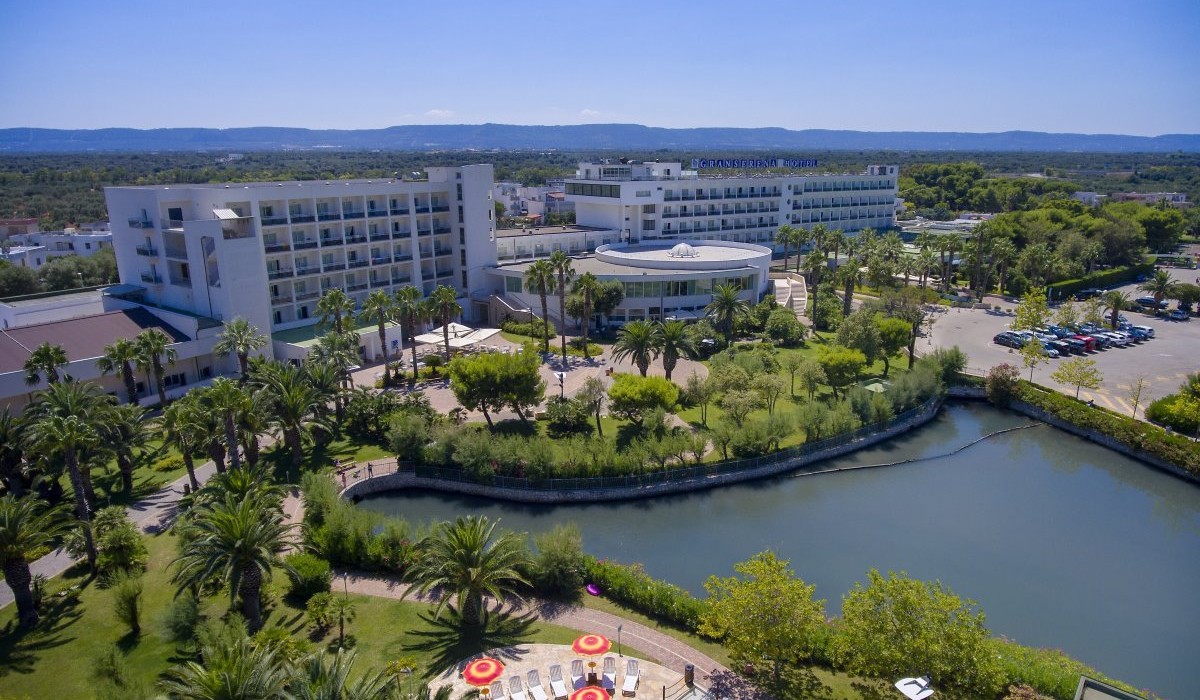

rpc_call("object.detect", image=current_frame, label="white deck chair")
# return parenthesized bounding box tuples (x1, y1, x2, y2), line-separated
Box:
(621, 659, 640, 697)
(526, 670, 549, 700)
(569, 659, 585, 690)
(508, 676, 530, 700)
(601, 656, 617, 693)
(548, 664, 569, 700)
(489, 680, 507, 700)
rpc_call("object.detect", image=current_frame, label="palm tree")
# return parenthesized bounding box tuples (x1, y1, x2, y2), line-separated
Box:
(803, 249, 828, 329)
(990, 238, 1018, 296)
(158, 630, 292, 700)
(237, 389, 270, 468)
(610, 320, 659, 377)
(96, 337, 141, 405)
(656, 320, 697, 382)
(0, 411, 27, 496)
(572, 272, 602, 360)
(309, 331, 359, 423)
(254, 362, 327, 472)
(316, 288, 355, 335)
(548, 250, 575, 365)
(358, 290, 395, 386)
(203, 378, 252, 472)
(1139, 269, 1177, 309)
(405, 515, 531, 627)
(803, 224, 827, 274)
(523, 259, 556, 353)
(0, 495, 70, 628)
(427, 284, 462, 366)
(162, 396, 204, 491)
(1103, 290, 1133, 329)
(172, 493, 292, 632)
(25, 414, 99, 570)
(24, 342, 68, 387)
(213, 317, 268, 382)
(705, 283, 749, 343)
(393, 285, 425, 385)
(917, 247, 939, 290)
(775, 224, 799, 271)
(827, 228, 847, 267)
(293, 649, 396, 700)
(136, 328, 178, 406)
(102, 403, 151, 494)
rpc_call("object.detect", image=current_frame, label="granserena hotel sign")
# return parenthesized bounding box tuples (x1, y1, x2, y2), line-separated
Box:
(691, 158, 818, 169)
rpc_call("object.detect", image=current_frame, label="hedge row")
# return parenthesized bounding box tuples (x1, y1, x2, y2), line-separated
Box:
(1046, 262, 1154, 299)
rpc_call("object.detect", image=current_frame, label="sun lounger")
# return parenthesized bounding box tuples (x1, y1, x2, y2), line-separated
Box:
(508, 676, 529, 700)
(526, 670, 549, 700)
(548, 664, 568, 700)
(490, 680, 507, 700)
(569, 659, 585, 690)
(621, 659, 640, 696)
(601, 656, 617, 693)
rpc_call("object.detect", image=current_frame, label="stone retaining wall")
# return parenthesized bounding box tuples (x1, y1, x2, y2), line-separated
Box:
(342, 397, 946, 504)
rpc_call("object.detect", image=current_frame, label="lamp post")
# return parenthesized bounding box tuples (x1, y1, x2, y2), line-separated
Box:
(617, 624, 622, 657)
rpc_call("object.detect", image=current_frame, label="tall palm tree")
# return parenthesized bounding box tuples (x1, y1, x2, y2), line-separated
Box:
(102, 403, 151, 494)
(427, 284, 462, 366)
(158, 629, 292, 700)
(302, 360, 342, 430)
(393, 285, 425, 385)
(1103, 290, 1133, 329)
(775, 224, 799, 271)
(358, 290, 395, 386)
(548, 250, 575, 365)
(0, 411, 27, 496)
(827, 228, 847, 267)
(316, 288, 355, 335)
(136, 328, 177, 406)
(172, 493, 292, 632)
(802, 223, 827, 274)
(162, 396, 204, 491)
(523, 259, 556, 354)
(405, 515, 531, 627)
(309, 331, 359, 423)
(610, 320, 659, 377)
(572, 272, 602, 360)
(96, 337, 141, 405)
(238, 389, 270, 469)
(917, 247, 939, 290)
(1138, 269, 1178, 309)
(990, 238, 1018, 296)
(187, 387, 230, 473)
(838, 259, 864, 318)
(0, 495, 70, 628)
(656, 320, 697, 382)
(254, 362, 327, 472)
(292, 649, 396, 700)
(203, 378, 252, 473)
(705, 283, 749, 343)
(213, 317, 268, 382)
(23, 342, 68, 387)
(25, 414, 99, 570)
(804, 249, 828, 329)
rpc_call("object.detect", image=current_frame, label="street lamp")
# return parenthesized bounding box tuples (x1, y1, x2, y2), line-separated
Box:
(617, 624, 622, 657)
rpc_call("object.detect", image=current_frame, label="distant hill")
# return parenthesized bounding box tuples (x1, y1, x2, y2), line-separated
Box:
(0, 124, 1197, 153)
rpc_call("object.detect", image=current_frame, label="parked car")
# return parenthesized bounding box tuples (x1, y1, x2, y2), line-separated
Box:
(1072, 335, 1099, 352)
(994, 332, 1024, 348)
(1074, 288, 1102, 300)
(1130, 325, 1155, 339)
(1058, 337, 1088, 353)
(1168, 309, 1190, 321)
(1136, 296, 1169, 310)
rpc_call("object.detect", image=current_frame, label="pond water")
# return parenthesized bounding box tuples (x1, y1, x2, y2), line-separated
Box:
(357, 402, 1200, 699)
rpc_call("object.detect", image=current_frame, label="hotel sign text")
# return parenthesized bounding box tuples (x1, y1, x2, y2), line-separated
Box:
(691, 158, 818, 169)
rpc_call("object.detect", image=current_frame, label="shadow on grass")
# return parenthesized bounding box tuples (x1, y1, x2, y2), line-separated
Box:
(492, 420, 537, 438)
(0, 593, 84, 678)
(403, 605, 537, 674)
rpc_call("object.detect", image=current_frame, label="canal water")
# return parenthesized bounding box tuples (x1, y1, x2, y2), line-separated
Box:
(357, 402, 1200, 699)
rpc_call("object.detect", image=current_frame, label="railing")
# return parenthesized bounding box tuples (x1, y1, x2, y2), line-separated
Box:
(293, 240, 318, 250)
(342, 210, 365, 220)
(260, 215, 288, 226)
(323, 262, 346, 271)
(431, 205, 450, 212)
(264, 243, 291, 253)
(433, 248, 453, 256)
(320, 237, 344, 247)
(370, 257, 390, 266)
(295, 267, 316, 276)
(135, 245, 158, 256)
(414, 206, 430, 213)
(140, 272, 163, 284)
(267, 268, 294, 280)
(390, 208, 409, 216)
(393, 253, 414, 262)
(295, 290, 319, 301)
(347, 259, 369, 269)
(317, 212, 341, 221)
(345, 234, 368, 244)
(369, 231, 390, 241)
(392, 230, 411, 239)
(346, 282, 368, 291)
(128, 217, 154, 229)
(435, 269, 454, 278)
(391, 276, 412, 285)
(433, 227, 452, 234)
(371, 277, 390, 288)
(162, 218, 184, 230)
(367, 209, 388, 218)
(164, 247, 188, 260)
(290, 214, 315, 223)
(417, 229, 432, 236)
(271, 295, 293, 306)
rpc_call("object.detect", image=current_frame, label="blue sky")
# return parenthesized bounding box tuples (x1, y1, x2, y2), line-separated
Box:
(2, 0, 1197, 135)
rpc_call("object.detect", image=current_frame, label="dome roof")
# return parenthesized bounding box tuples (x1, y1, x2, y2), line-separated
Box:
(668, 242, 699, 258)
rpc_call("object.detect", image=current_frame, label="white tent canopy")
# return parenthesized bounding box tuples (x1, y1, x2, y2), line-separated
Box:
(413, 324, 501, 349)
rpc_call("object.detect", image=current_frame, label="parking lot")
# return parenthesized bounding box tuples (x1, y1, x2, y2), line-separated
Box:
(926, 291, 1196, 419)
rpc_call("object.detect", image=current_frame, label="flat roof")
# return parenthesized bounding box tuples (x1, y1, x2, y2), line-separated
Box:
(495, 255, 756, 278)
(495, 224, 611, 239)
(1, 288, 102, 308)
(272, 319, 397, 348)
(0, 308, 189, 374)
(605, 242, 761, 265)
(106, 176, 447, 192)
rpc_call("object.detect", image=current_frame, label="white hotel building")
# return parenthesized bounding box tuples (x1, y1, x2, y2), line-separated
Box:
(101, 160, 897, 360)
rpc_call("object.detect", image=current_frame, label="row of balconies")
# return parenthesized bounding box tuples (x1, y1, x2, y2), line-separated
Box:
(792, 200, 892, 210)
(260, 207, 443, 227)
(663, 191, 781, 201)
(662, 206, 779, 218)
(270, 274, 419, 306)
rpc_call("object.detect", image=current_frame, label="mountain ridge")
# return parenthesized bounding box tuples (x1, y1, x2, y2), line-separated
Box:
(1, 124, 1197, 152)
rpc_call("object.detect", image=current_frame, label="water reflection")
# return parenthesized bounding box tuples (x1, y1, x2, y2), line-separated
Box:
(357, 402, 1200, 699)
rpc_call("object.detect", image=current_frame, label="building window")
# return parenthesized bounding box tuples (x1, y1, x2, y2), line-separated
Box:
(506, 276, 522, 294)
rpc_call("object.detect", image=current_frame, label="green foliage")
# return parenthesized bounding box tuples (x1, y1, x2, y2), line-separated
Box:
(161, 591, 203, 649)
(834, 569, 1004, 697)
(531, 523, 586, 597)
(97, 519, 149, 580)
(812, 294, 844, 332)
(110, 570, 144, 635)
(543, 396, 593, 438)
(305, 591, 335, 631)
(900, 162, 1075, 216)
(500, 318, 556, 340)
(875, 315, 912, 376)
(816, 344, 867, 398)
(1049, 357, 1103, 399)
(1143, 394, 1200, 435)
(1012, 287, 1050, 330)
(1046, 263, 1155, 300)
(836, 309, 881, 364)
(584, 557, 707, 632)
(447, 345, 545, 426)
(987, 363, 1023, 407)
(386, 413, 430, 463)
(284, 552, 333, 602)
(607, 373, 679, 425)
(763, 307, 807, 346)
(993, 639, 1144, 700)
(342, 388, 402, 441)
(0, 264, 40, 298)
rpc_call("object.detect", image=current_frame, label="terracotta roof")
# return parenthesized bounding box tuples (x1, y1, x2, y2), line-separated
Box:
(0, 308, 189, 375)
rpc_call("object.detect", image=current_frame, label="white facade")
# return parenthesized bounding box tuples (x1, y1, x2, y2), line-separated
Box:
(104, 165, 496, 359)
(2, 230, 112, 270)
(0, 289, 105, 329)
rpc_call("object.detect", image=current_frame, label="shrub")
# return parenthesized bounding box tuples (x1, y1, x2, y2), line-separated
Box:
(387, 413, 430, 463)
(544, 396, 593, 438)
(306, 592, 334, 631)
(501, 318, 556, 340)
(161, 592, 202, 649)
(344, 388, 402, 441)
(97, 519, 148, 580)
(110, 571, 143, 636)
(1144, 394, 1200, 435)
(763, 307, 807, 346)
(532, 524, 586, 597)
(986, 363, 1022, 407)
(152, 455, 184, 473)
(993, 639, 1142, 700)
(924, 346, 968, 385)
(285, 552, 333, 602)
(607, 374, 679, 425)
(584, 557, 706, 632)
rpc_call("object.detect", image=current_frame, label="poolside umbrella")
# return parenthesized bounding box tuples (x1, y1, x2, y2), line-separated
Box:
(569, 688, 608, 700)
(463, 657, 505, 696)
(572, 633, 611, 678)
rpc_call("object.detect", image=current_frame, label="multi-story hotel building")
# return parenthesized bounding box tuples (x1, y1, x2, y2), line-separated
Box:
(104, 165, 495, 348)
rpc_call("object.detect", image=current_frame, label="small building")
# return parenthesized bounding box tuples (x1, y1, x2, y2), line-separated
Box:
(0, 218, 40, 239)
(1110, 192, 1191, 209)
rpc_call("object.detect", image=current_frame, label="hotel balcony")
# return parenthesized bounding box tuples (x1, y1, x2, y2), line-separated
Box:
(290, 213, 316, 223)
(390, 207, 409, 216)
(369, 230, 390, 242)
(417, 228, 432, 237)
(371, 277, 390, 288)
(393, 253, 413, 262)
(295, 290, 319, 301)
(323, 262, 346, 272)
(391, 275, 412, 285)
(414, 206, 430, 214)
(135, 244, 158, 256)
(346, 281, 369, 292)
(367, 209, 388, 219)
(295, 266, 317, 277)
(435, 269, 454, 279)
(161, 218, 184, 230)
(432, 248, 453, 257)
(391, 229, 411, 240)
(320, 236, 344, 247)
(433, 226, 452, 235)
(128, 217, 154, 229)
(267, 268, 294, 280)
(344, 233, 368, 244)
(261, 215, 289, 226)
(370, 257, 390, 266)
(264, 242, 291, 253)
(342, 210, 365, 220)
(293, 239, 319, 250)
(347, 259, 370, 269)
(431, 205, 450, 213)
(271, 295, 293, 306)
(317, 212, 341, 222)
(140, 272, 163, 284)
